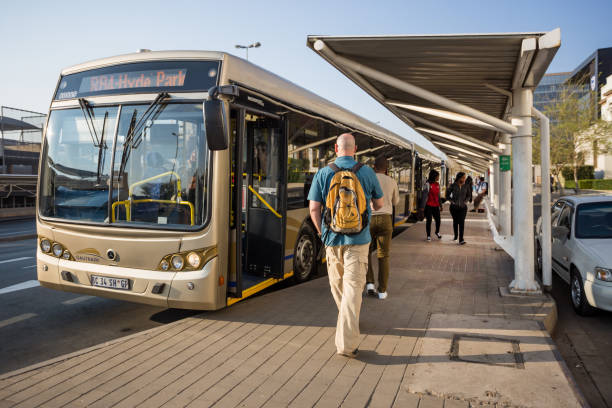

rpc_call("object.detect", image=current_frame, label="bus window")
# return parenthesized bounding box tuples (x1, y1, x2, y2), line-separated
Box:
(286, 113, 323, 210)
(39, 107, 119, 222)
(111, 103, 208, 227)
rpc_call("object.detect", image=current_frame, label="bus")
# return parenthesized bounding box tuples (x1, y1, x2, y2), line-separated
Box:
(36, 50, 441, 310)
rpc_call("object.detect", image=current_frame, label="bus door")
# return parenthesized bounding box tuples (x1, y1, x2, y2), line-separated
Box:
(230, 108, 286, 297)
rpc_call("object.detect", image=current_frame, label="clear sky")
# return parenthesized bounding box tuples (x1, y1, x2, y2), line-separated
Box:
(1, 0, 611, 155)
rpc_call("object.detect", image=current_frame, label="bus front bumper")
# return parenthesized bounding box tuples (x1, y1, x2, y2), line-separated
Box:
(37, 251, 220, 310)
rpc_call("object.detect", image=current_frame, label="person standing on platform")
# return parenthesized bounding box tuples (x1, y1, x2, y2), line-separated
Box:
(472, 176, 488, 212)
(446, 172, 470, 245)
(308, 133, 383, 358)
(419, 169, 442, 242)
(366, 156, 399, 300)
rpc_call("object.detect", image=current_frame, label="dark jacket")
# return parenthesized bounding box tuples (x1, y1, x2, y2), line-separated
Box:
(446, 182, 471, 208)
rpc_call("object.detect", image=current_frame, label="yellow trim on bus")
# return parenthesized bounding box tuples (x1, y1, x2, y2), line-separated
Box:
(248, 185, 282, 218)
(393, 219, 408, 227)
(227, 271, 294, 306)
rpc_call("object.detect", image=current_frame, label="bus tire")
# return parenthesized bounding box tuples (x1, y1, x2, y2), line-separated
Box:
(294, 223, 317, 282)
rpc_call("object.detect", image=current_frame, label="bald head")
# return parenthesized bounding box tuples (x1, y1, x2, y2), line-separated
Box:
(335, 133, 357, 157)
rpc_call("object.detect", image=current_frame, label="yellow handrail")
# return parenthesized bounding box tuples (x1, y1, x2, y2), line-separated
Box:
(128, 171, 182, 198)
(111, 199, 195, 225)
(248, 185, 282, 219)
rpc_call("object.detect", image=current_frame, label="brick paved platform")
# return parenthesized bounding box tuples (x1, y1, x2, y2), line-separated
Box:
(0, 211, 577, 408)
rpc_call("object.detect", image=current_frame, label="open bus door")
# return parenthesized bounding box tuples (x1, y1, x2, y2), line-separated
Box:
(229, 107, 286, 299)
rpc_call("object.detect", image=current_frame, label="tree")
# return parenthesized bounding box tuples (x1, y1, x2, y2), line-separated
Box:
(534, 79, 612, 192)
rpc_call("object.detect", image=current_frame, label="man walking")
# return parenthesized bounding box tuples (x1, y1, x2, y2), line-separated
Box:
(308, 133, 383, 358)
(366, 156, 399, 300)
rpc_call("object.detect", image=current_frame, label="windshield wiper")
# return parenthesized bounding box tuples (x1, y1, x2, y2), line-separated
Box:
(96, 111, 109, 185)
(117, 92, 169, 181)
(78, 98, 101, 147)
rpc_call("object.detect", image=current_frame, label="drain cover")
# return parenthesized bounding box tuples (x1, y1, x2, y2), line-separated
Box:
(449, 334, 525, 369)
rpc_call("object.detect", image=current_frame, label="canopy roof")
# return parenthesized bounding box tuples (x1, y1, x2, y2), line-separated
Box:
(307, 30, 561, 170)
(0, 116, 41, 132)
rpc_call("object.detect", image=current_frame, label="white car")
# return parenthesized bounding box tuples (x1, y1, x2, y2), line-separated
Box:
(535, 194, 612, 315)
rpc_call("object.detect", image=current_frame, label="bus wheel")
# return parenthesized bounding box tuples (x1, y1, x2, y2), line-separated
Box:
(294, 224, 316, 282)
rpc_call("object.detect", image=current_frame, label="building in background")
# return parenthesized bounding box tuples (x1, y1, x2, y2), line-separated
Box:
(0, 106, 45, 217)
(566, 47, 612, 119)
(533, 72, 570, 120)
(586, 74, 612, 178)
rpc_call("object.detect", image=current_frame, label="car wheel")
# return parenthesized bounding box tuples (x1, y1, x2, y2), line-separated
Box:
(570, 269, 596, 316)
(293, 223, 317, 283)
(535, 241, 542, 277)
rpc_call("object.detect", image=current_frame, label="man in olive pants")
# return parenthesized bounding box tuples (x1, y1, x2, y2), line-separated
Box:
(308, 133, 383, 357)
(366, 157, 399, 299)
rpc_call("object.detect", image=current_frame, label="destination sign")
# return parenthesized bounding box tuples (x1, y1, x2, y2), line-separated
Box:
(79, 69, 187, 93)
(54, 60, 220, 100)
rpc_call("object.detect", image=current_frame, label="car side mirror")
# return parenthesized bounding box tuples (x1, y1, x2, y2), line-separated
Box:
(204, 99, 228, 150)
(552, 226, 569, 240)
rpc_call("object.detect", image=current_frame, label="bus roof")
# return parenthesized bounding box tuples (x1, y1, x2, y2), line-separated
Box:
(60, 50, 440, 161)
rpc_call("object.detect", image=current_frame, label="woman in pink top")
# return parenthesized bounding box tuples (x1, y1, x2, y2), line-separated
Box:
(419, 170, 442, 241)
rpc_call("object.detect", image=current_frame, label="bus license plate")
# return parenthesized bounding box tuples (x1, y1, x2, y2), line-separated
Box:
(91, 275, 130, 290)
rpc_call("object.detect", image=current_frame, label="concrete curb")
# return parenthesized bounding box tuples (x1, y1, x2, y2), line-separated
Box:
(0, 233, 37, 243)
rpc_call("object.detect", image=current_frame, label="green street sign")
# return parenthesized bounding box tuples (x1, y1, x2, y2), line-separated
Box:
(499, 155, 511, 172)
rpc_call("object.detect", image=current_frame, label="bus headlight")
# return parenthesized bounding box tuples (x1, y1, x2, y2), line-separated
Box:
(40, 239, 51, 253)
(186, 252, 201, 269)
(158, 246, 218, 271)
(52, 243, 64, 257)
(171, 255, 184, 270)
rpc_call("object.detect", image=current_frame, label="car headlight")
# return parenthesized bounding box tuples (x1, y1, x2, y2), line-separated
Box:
(62, 250, 71, 260)
(186, 252, 201, 269)
(40, 239, 51, 253)
(171, 255, 184, 270)
(52, 243, 63, 257)
(160, 259, 170, 271)
(595, 267, 612, 282)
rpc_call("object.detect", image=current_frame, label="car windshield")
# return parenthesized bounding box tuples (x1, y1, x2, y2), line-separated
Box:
(575, 202, 612, 239)
(39, 103, 208, 229)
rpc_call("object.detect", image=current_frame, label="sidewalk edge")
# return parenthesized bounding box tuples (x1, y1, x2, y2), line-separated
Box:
(537, 321, 591, 408)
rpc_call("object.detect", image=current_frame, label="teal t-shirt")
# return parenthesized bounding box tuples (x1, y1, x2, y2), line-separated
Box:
(307, 156, 383, 247)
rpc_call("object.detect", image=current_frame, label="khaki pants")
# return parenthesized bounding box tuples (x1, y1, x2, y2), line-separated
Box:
(325, 243, 369, 354)
(367, 214, 393, 293)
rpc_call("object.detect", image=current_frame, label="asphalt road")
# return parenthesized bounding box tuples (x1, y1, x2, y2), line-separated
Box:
(0, 235, 199, 375)
(535, 191, 612, 408)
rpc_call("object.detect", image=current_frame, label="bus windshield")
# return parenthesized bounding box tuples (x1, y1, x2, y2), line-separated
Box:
(39, 103, 209, 229)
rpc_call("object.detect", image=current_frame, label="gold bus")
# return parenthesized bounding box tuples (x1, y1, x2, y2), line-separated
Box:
(36, 50, 440, 310)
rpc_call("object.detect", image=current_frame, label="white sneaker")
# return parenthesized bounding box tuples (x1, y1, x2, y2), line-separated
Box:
(366, 283, 377, 296)
(378, 291, 388, 300)
(426, 236, 431, 242)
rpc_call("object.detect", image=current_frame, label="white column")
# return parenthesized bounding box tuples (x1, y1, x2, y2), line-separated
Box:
(493, 157, 500, 221)
(509, 88, 540, 294)
(533, 107, 552, 290)
(499, 134, 512, 235)
(488, 162, 495, 212)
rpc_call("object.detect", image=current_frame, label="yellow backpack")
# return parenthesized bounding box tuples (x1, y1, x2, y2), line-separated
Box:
(324, 163, 368, 234)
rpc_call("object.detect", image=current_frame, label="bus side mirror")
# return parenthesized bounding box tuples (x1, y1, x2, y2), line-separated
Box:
(204, 99, 228, 150)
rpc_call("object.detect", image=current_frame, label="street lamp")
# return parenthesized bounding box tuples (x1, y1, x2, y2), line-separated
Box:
(235, 42, 261, 61)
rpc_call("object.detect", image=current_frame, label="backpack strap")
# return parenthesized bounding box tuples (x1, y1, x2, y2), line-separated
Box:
(350, 163, 364, 173)
(328, 163, 341, 173)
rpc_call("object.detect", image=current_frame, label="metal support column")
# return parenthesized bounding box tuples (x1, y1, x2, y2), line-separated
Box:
(499, 135, 512, 235)
(509, 88, 540, 294)
(493, 157, 500, 221)
(533, 107, 552, 290)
